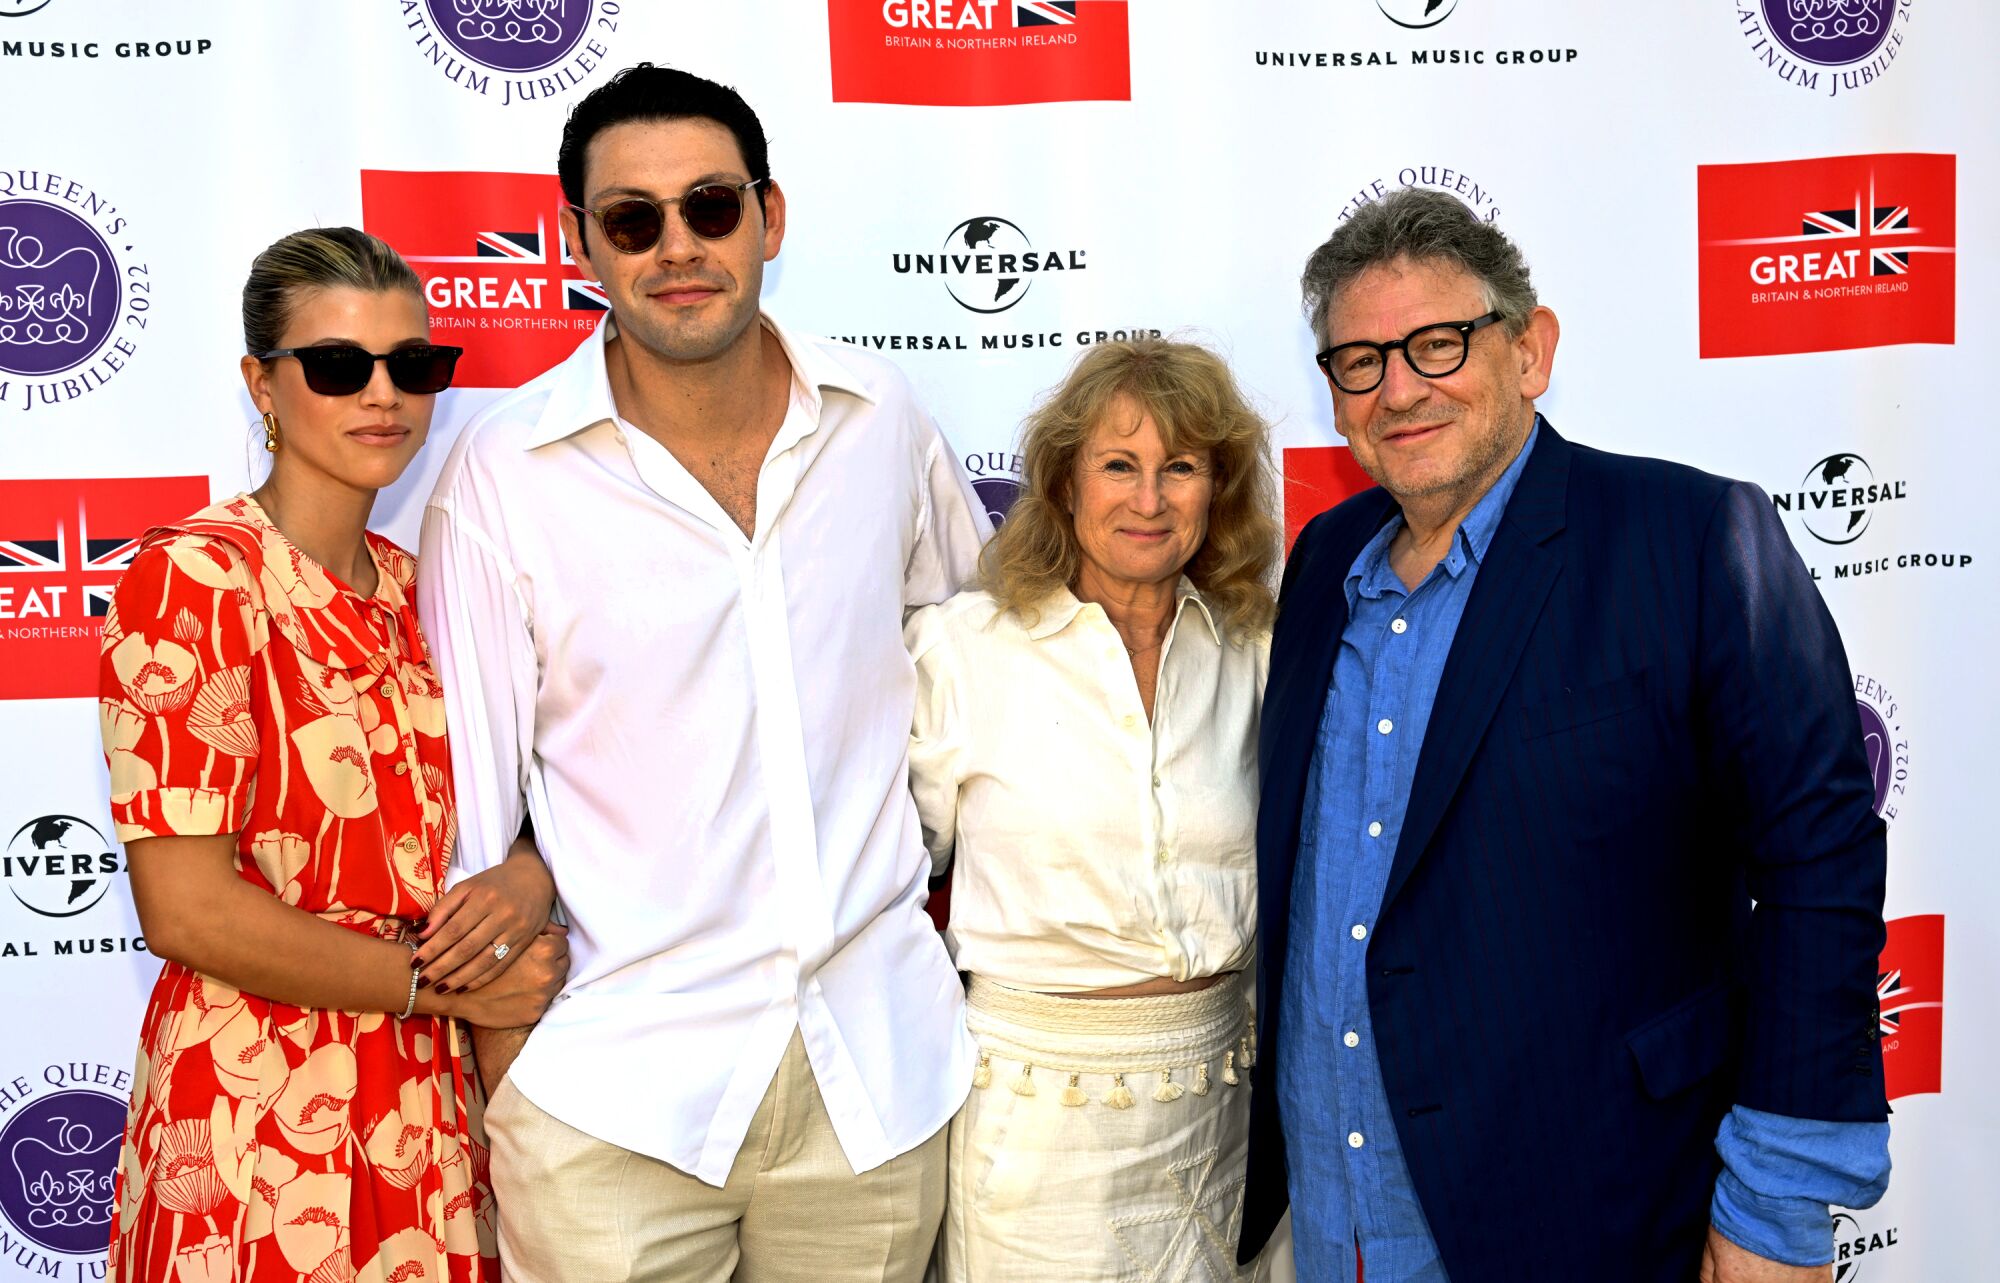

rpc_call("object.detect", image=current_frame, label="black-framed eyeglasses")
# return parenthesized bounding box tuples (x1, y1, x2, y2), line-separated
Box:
(570, 179, 768, 254)
(1316, 311, 1504, 394)
(257, 344, 463, 397)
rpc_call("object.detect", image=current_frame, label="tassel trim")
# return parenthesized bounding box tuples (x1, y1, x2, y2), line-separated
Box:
(1103, 1073, 1136, 1110)
(1193, 1061, 1212, 1095)
(1153, 1068, 1186, 1103)
(1010, 1063, 1037, 1096)
(972, 1052, 992, 1090)
(1222, 1049, 1239, 1086)
(1061, 1073, 1089, 1107)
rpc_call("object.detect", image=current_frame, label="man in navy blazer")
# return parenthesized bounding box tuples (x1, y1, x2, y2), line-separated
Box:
(1238, 190, 1890, 1283)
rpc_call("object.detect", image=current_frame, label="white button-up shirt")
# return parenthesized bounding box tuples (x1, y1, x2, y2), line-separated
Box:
(905, 584, 1268, 992)
(417, 316, 988, 1184)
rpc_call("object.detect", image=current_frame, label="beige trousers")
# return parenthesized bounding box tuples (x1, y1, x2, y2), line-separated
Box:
(485, 1031, 947, 1282)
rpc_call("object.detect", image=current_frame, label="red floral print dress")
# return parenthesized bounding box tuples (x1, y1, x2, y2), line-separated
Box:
(97, 495, 496, 1283)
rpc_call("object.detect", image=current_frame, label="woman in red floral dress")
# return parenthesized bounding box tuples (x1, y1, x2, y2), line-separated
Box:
(97, 228, 567, 1283)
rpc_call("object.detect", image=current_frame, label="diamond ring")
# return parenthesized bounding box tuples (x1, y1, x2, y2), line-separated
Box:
(492, 941, 510, 961)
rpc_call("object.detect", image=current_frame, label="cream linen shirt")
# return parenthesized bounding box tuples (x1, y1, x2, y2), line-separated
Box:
(418, 315, 988, 1185)
(906, 583, 1268, 992)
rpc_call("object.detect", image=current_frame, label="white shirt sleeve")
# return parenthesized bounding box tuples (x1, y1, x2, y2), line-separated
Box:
(417, 493, 537, 881)
(904, 603, 967, 880)
(905, 426, 991, 609)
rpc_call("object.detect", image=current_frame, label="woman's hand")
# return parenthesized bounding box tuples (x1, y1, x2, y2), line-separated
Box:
(436, 922, 569, 1029)
(414, 838, 556, 994)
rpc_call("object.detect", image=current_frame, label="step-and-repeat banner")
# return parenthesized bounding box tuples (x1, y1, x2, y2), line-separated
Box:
(1, 2, 1991, 1278)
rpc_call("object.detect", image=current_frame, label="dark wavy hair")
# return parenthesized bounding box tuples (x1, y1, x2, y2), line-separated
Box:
(558, 63, 769, 252)
(980, 337, 1278, 639)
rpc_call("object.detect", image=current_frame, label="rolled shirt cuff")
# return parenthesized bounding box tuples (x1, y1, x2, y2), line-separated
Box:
(1710, 1167, 1836, 1267)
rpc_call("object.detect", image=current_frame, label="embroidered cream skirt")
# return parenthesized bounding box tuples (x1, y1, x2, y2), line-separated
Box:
(939, 973, 1264, 1282)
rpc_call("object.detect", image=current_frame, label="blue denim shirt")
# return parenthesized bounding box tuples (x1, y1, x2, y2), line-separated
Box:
(1276, 424, 1889, 1281)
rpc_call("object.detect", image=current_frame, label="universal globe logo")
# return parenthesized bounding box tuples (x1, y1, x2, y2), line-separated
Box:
(1377, 0, 1460, 29)
(1778, 453, 1905, 545)
(4, 816, 121, 918)
(895, 217, 1087, 315)
(1830, 1209, 1902, 1279)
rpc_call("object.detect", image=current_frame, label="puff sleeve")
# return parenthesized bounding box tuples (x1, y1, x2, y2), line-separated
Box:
(99, 535, 265, 842)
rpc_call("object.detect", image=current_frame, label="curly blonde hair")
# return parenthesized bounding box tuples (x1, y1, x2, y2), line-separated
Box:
(979, 337, 1278, 638)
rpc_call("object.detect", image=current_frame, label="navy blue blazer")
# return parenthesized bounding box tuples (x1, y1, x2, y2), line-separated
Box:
(1239, 424, 1888, 1281)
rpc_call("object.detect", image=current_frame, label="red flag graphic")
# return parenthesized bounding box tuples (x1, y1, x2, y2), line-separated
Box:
(362, 171, 603, 389)
(1282, 446, 1375, 553)
(1878, 913, 1944, 1101)
(829, 0, 1130, 106)
(0, 476, 209, 700)
(1697, 153, 1955, 359)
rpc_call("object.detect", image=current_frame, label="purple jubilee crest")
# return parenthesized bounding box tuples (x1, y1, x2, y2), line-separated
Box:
(1857, 700, 1893, 816)
(1761, 0, 1897, 66)
(427, 0, 591, 74)
(972, 477, 1022, 527)
(0, 199, 118, 378)
(0, 1089, 124, 1255)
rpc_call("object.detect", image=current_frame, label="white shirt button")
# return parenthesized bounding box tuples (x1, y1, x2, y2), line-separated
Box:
(1152, 774, 1163, 788)
(1367, 821, 1383, 838)
(1348, 1132, 1365, 1149)
(1123, 714, 1137, 729)
(1377, 718, 1394, 735)
(1351, 923, 1368, 940)
(1156, 844, 1170, 866)
(1391, 618, 1408, 635)
(1344, 1031, 1360, 1048)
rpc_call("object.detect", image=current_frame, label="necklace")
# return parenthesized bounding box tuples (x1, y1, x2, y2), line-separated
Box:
(1122, 639, 1164, 657)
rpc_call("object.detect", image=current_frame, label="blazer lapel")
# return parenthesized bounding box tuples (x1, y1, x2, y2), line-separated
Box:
(1380, 428, 1572, 910)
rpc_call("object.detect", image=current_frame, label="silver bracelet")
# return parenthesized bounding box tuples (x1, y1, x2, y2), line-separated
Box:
(400, 939, 421, 1019)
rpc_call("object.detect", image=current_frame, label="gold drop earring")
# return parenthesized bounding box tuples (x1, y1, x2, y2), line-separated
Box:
(262, 411, 280, 452)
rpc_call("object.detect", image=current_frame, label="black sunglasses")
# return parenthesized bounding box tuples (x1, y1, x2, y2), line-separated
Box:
(1316, 311, 1504, 395)
(258, 343, 463, 397)
(570, 179, 767, 254)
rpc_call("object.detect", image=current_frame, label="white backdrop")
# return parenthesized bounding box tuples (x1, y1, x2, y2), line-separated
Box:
(1, 2, 1991, 1279)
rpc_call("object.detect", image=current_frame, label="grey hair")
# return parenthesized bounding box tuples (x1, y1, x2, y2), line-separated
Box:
(1300, 188, 1538, 345)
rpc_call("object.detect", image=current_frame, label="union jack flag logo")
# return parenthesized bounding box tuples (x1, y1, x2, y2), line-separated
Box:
(1015, 1, 1076, 25)
(1874, 913, 1945, 1101)
(0, 476, 208, 700)
(0, 532, 61, 574)
(1876, 964, 1941, 1037)
(405, 221, 550, 266)
(1801, 199, 1915, 276)
(0, 506, 142, 615)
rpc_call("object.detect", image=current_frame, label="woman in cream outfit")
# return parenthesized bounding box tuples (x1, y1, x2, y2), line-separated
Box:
(908, 338, 1288, 1281)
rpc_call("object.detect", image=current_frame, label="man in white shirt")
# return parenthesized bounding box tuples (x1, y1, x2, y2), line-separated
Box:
(417, 64, 989, 1282)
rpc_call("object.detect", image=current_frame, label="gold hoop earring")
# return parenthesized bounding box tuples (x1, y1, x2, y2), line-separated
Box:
(262, 412, 279, 453)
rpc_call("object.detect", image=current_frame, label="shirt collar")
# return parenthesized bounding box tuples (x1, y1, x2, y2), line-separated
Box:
(520, 311, 877, 452)
(1347, 417, 1543, 601)
(1023, 578, 1222, 647)
(152, 495, 425, 672)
